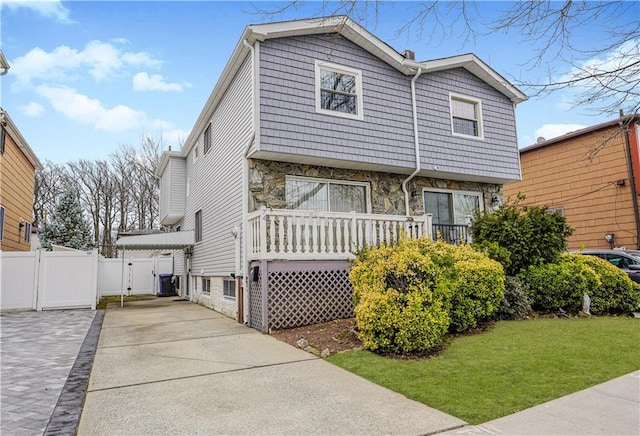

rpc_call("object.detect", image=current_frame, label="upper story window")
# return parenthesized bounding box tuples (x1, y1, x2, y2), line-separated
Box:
(286, 176, 370, 213)
(203, 124, 211, 154)
(195, 209, 202, 242)
(450, 93, 483, 139)
(315, 60, 363, 120)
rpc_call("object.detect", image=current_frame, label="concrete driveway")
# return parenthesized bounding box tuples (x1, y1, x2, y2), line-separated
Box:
(78, 298, 465, 435)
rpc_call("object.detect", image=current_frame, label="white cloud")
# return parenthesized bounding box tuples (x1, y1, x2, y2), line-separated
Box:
(2, 0, 71, 23)
(36, 85, 146, 132)
(132, 72, 191, 92)
(18, 102, 45, 117)
(532, 123, 587, 143)
(560, 39, 640, 87)
(148, 119, 189, 148)
(10, 41, 163, 88)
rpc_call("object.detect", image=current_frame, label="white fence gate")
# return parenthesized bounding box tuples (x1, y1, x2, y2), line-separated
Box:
(98, 257, 173, 296)
(1, 251, 174, 311)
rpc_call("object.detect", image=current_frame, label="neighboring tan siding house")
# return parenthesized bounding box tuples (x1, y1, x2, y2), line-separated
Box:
(0, 108, 43, 251)
(504, 115, 640, 251)
(157, 16, 527, 331)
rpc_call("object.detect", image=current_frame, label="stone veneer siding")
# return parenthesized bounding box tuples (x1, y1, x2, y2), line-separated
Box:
(248, 159, 503, 215)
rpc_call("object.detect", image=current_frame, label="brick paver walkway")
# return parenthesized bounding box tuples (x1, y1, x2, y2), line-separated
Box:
(1, 310, 97, 436)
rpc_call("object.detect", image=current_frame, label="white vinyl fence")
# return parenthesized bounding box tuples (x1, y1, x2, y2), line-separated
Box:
(1, 250, 173, 311)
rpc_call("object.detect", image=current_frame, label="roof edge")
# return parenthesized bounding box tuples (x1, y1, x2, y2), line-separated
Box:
(520, 114, 640, 154)
(0, 107, 42, 170)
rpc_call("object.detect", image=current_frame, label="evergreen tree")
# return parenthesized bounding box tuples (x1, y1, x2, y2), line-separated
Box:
(40, 187, 94, 250)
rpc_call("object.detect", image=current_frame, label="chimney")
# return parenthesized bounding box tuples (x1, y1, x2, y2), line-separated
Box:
(402, 50, 415, 60)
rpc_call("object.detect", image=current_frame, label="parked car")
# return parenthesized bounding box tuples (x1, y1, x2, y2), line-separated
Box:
(574, 249, 640, 283)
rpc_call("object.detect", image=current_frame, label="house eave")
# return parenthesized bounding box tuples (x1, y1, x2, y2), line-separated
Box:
(419, 54, 528, 104)
(0, 107, 42, 170)
(156, 150, 183, 178)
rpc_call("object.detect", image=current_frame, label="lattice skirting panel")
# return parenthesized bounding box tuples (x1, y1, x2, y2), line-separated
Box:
(248, 261, 263, 330)
(267, 261, 354, 331)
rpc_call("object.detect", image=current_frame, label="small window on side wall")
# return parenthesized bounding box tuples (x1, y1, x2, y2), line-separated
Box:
(0, 206, 5, 241)
(0, 125, 5, 154)
(223, 278, 236, 299)
(450, 93, 483, 139)
(203, 124, 211, 154)
(202, 278, 211, 294)
(315, 60, 363, 120)
(195, 210, 202, 242)
(24, 222, 31, 243)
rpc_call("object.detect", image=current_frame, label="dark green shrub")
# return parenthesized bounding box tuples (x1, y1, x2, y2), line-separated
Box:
(522, 257, 600, 312)
(493, 276, 532, 320)
(569, 255, 640, 314)
(472, 240, 512, 274)
(470, 202, 573, 276)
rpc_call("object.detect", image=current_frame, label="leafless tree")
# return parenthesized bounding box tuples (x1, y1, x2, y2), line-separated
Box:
(33, 160, 70, 228)
(257, 1, 639, 116)
(34, 136, 163, 257)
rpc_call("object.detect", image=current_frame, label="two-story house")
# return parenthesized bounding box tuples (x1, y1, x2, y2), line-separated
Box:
(504, 115, 640, 251)
(0, 107, 43, 251)
(156, 16, 527, 332)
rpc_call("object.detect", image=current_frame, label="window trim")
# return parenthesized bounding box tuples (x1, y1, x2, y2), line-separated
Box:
(285, 175, 372, 213)
(195, 209, 202, 242)
(422, 187, 484, 224)
(449, 93, 484, 140)
(203, 123, 211, 154)
(314, 60, 363, 121)
(223, 278, 236, 300)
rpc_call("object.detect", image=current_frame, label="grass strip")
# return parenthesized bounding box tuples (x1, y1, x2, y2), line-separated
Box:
(327, 317, 640, 424)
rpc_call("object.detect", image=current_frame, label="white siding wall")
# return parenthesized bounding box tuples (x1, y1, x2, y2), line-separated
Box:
(159, 157, 187, 225)
(182, 54, 253, 317)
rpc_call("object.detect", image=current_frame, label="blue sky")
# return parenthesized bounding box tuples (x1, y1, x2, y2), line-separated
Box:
(1, 0, 635, 164)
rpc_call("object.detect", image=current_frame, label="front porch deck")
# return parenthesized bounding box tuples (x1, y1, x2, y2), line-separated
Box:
(247, 207, 471, 261)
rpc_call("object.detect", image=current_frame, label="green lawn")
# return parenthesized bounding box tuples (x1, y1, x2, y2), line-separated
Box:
(327, 317, 640, 424)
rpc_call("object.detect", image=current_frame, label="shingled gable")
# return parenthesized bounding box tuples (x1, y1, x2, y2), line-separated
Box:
(176, 16, 527, 160)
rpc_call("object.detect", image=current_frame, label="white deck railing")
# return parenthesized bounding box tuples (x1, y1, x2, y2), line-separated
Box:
(247, 207, 433, 260)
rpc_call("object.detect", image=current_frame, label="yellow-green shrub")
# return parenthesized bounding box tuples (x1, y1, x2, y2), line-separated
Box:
(350, 237, 505, 353)
(350, 238, 449, 353)
(448, 258, 505, 332)
(565, 254, 640, 314)
(522, 255, 601, 312)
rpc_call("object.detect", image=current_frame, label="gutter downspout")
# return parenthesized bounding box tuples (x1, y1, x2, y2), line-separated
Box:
(402, 67, 423, 216)
(242, 39, 256, 324)
(621, 119, 640, 249)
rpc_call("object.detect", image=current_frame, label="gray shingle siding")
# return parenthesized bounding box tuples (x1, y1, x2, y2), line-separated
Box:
(417, 68, 520, 180)
(258, 34, 520, 181)
(259, 34, 416, 169)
